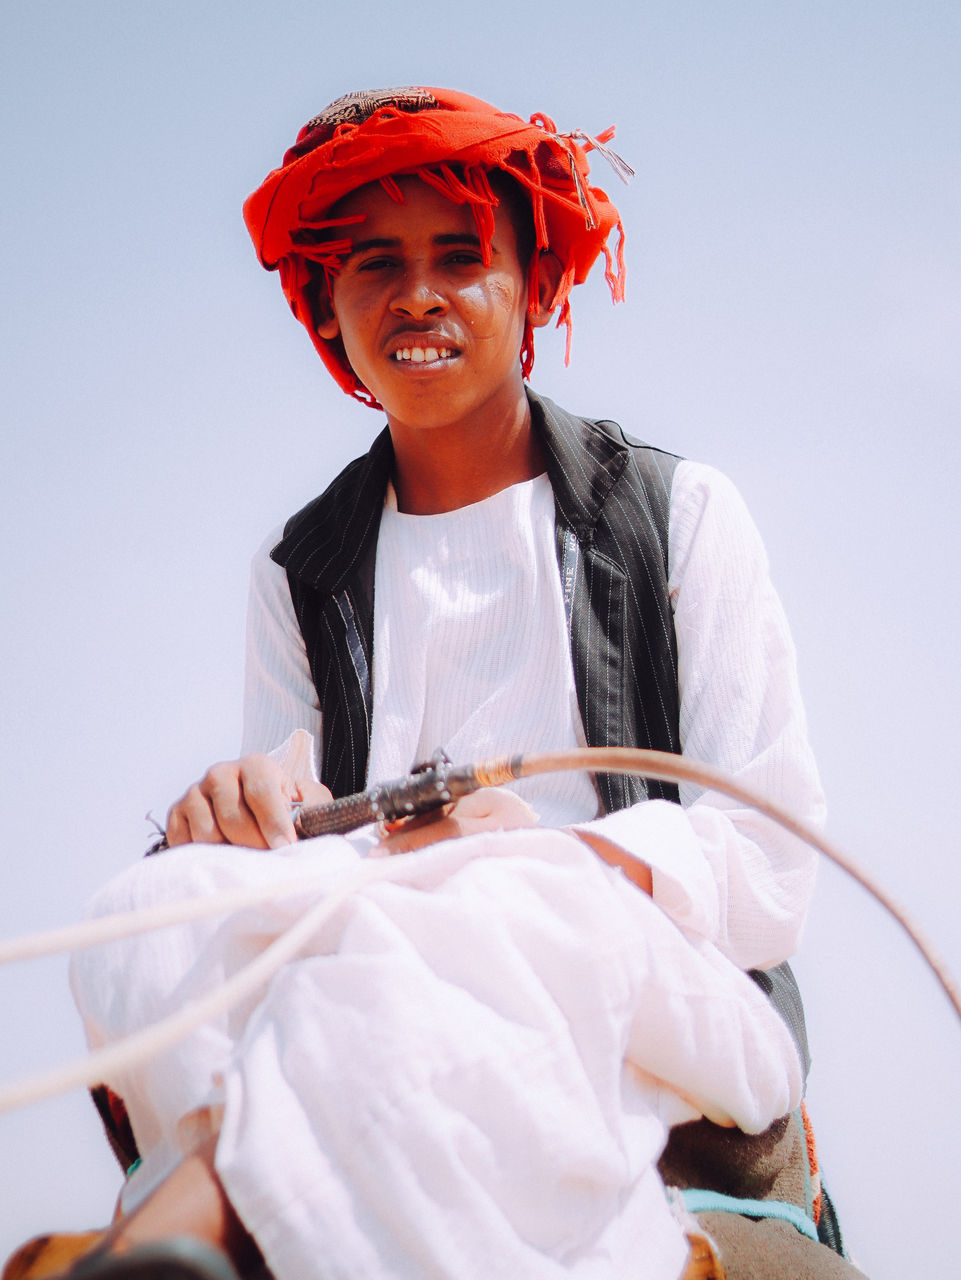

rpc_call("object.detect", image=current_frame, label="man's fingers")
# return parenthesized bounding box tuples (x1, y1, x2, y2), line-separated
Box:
(380, 787, 540, 855)
(166, 783, 230, 847)
(455, 788, 538, 825)
(296, 779, 335, 808)
(166, 790, 221, 848)
(236, 759, 298, 850)
(381, 812, 461, 855)
(165, 755, 300, 850)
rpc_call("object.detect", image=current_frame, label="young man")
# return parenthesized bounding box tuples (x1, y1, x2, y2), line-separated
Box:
(58, 89, 866, 1280)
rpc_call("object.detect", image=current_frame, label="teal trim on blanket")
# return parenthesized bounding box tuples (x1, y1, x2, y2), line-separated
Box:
(681, 1189, 819, 1242)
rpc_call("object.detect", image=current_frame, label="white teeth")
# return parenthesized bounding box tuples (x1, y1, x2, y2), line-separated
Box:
(394, 347, 453, 363)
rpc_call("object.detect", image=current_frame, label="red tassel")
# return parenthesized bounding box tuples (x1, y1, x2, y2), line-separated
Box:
(520, 318, 535, 379)
(379, 174, 405, 204)
(529, 111, 557, 134)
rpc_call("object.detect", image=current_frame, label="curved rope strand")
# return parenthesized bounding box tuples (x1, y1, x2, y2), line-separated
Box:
(517, 748, 961, 1024)
(0, 748, 956, 1115)
(0, 871, 355, 966)
(0, 856, 401, 1115)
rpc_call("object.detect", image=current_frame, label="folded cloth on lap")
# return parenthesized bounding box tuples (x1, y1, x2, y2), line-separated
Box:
(72, 828, 803, 1280)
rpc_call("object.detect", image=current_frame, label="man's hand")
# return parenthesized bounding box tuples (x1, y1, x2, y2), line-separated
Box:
(378, 790, 654, 897)
(166, 754, 333, 850)
(378, 787, 538, 854)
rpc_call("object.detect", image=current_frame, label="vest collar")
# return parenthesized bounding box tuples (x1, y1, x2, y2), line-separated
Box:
(271, 426, 394, 593)
(529, 391, 629, 540)
(272, 389, 630, 591)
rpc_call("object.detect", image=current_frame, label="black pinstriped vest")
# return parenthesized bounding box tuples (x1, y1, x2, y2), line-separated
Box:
(271, 390, 683, 808)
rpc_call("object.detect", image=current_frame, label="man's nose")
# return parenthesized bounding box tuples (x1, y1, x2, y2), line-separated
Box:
(389, 266, 448, 318)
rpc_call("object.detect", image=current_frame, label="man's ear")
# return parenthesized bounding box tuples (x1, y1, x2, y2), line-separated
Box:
(314, 301, 340, 341)
(310, 276, 341, 340)
(529, 251, 565, 329)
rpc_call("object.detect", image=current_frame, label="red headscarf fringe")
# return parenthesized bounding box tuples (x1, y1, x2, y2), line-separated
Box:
(378, 174, 405, 204)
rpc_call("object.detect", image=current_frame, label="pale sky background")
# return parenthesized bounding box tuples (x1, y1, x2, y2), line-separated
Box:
(1, 3, 959, 1276)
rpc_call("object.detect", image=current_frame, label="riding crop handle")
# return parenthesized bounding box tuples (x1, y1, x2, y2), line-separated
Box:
(294, 791, 387, 837)
(293, 755, 523, 838)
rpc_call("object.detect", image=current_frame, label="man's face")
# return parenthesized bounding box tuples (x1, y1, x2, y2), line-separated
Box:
(318, 176, 531, 435)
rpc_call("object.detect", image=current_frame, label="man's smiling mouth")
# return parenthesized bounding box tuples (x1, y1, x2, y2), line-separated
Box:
(391, 346, 456, 364)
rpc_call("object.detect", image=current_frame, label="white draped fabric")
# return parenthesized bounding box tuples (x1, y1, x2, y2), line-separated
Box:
(72, 828, 802, 1280)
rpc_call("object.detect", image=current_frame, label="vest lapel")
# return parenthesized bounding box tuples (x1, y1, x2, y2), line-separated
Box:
(271, 428, 393, 796)
(530, 392, 631, 796)
(528, 390, 680, 810)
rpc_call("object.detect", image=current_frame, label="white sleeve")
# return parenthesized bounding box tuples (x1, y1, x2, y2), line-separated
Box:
(241, 528, 323, 768)
(572, 460, 824, 971)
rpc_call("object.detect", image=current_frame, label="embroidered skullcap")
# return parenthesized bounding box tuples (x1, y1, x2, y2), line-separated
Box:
(243, 86, 630, 407)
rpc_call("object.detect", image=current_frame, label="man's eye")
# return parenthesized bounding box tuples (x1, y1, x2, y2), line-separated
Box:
(357, 256, 396, 272)
(447, 252, 482, 266)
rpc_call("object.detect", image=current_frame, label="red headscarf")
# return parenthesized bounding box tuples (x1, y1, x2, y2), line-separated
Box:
(243, 87, 630, 407)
